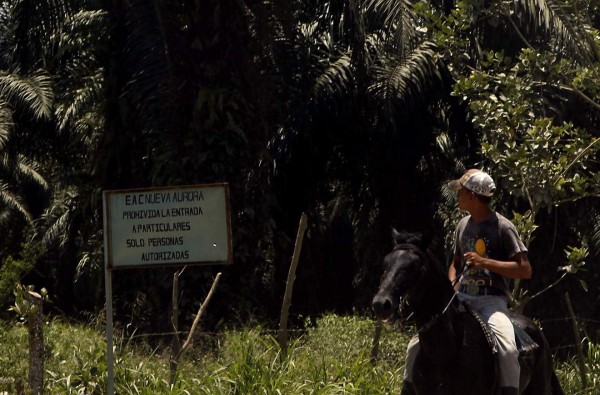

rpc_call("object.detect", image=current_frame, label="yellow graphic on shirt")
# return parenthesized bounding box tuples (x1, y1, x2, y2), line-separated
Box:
(475, 238, 486, 256)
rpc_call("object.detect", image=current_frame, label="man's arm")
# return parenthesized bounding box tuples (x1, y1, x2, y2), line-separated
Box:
(448, 254, 462, 289)
(462, 251, 532, 279)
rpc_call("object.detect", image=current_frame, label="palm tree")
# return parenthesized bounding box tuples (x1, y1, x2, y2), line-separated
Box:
(0, 0, 110, 312)
(0, 70, 53, 234)
(254, 0, 476, 312)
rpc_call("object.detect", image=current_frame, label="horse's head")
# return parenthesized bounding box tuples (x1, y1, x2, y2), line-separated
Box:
(372, 229, 430, 322)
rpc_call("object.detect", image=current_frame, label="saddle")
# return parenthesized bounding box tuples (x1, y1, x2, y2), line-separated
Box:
(461, 301, 539, 355)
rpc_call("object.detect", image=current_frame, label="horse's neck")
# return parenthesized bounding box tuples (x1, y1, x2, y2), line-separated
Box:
(411, 271, 459, 330)
(411, 272, 463, 359)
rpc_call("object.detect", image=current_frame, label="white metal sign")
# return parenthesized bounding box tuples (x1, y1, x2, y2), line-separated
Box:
(103, 183, 232, 268)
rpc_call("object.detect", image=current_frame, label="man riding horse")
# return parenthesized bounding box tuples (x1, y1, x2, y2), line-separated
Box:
(403, 169, 533, 395)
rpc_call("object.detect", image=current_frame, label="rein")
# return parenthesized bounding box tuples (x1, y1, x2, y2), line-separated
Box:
(451, 261, 472, 288)
(393, 243, 459, 325)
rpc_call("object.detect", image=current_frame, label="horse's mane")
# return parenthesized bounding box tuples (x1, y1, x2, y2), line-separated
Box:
(392, 228, 444, 270)
(392, 229, 431, 250)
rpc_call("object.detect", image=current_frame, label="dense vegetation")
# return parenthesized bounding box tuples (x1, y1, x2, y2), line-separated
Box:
(0, 0, 598, 374)
(1, 314, 599, 394)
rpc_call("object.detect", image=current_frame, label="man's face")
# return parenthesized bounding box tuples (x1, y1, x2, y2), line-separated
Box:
(457, 187, 472, 211)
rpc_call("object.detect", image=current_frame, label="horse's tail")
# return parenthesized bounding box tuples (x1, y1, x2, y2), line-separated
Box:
(550, 370, 564, 395)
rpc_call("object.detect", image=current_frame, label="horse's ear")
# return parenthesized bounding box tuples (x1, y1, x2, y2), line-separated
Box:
(391, 227, 401, 245)
(406, 231, 432, 250)
(411, 231, 426, 249)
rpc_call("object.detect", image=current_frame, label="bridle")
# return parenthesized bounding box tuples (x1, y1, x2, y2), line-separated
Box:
(390, 243, 430, 320)
(392, 243, 431, 264)
(390, 242, 458, 322)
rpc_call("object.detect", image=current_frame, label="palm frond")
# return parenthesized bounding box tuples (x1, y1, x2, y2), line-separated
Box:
(34, 187, 78, 248)
(16, 155, 48, 192)
(366, 0, 420, 53)
(369, 41, 441, 116)
(75, 230, 104, 279)
(56, 70, 103, 133)
(435, 132, 455, 159)
(69, 9, 107, 31)
(0, 182, 32, 223)
(10, 0, 75, 68)
(313, 52, 354, 98)
(593, 213, 600, 251)
(0, 152, 48, 191)
(367, 0, 410, 27)
(70, 110, 104, 155)
(40, 204, 71, 249)
(0, 69, 54, 120)
(0, 101, 12, 149)
(50, 10, 107, 69)
(514, 0, 598, 63)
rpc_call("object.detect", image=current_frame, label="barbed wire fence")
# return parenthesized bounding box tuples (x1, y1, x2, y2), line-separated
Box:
(112, 314, 600, 354)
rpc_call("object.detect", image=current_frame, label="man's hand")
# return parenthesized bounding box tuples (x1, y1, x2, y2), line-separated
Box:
(463, 252, 485, 269)
(461, 251, 532, 279)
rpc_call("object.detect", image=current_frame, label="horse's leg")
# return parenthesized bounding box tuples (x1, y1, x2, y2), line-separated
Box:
(401, 380, 417, 395)
(519, 329, 563, 395)
(550, 371, 565, 395)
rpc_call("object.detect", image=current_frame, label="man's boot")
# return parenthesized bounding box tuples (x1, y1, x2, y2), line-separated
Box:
(500, 387, 519, 395)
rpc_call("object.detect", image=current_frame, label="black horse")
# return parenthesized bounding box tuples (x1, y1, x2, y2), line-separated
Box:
(372, 230, 564, 395)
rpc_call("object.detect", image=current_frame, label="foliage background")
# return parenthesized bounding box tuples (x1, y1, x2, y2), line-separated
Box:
(0, 0, 598, 358)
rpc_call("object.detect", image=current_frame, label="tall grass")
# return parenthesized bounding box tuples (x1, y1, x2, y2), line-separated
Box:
(0, 314, 595, 394)
(556, 340, 600, 394)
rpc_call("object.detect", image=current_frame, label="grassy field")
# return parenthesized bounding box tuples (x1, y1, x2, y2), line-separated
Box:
(0, 314, 597, 394)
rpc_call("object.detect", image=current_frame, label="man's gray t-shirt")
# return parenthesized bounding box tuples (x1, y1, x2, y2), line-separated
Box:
(453, 212, 527, 292)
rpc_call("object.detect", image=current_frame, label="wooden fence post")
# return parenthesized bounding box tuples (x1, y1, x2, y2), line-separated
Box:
(370, 319, 383, 365)
(169, 268, 184, 384)
(24, 290, 44, 395)
(278, 213, 308, 351)
(169, 272, 222, 384)
(565, 292, 587, 390)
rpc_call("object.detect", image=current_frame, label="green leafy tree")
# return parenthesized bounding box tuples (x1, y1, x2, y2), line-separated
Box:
(422, 0, 600, 321)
